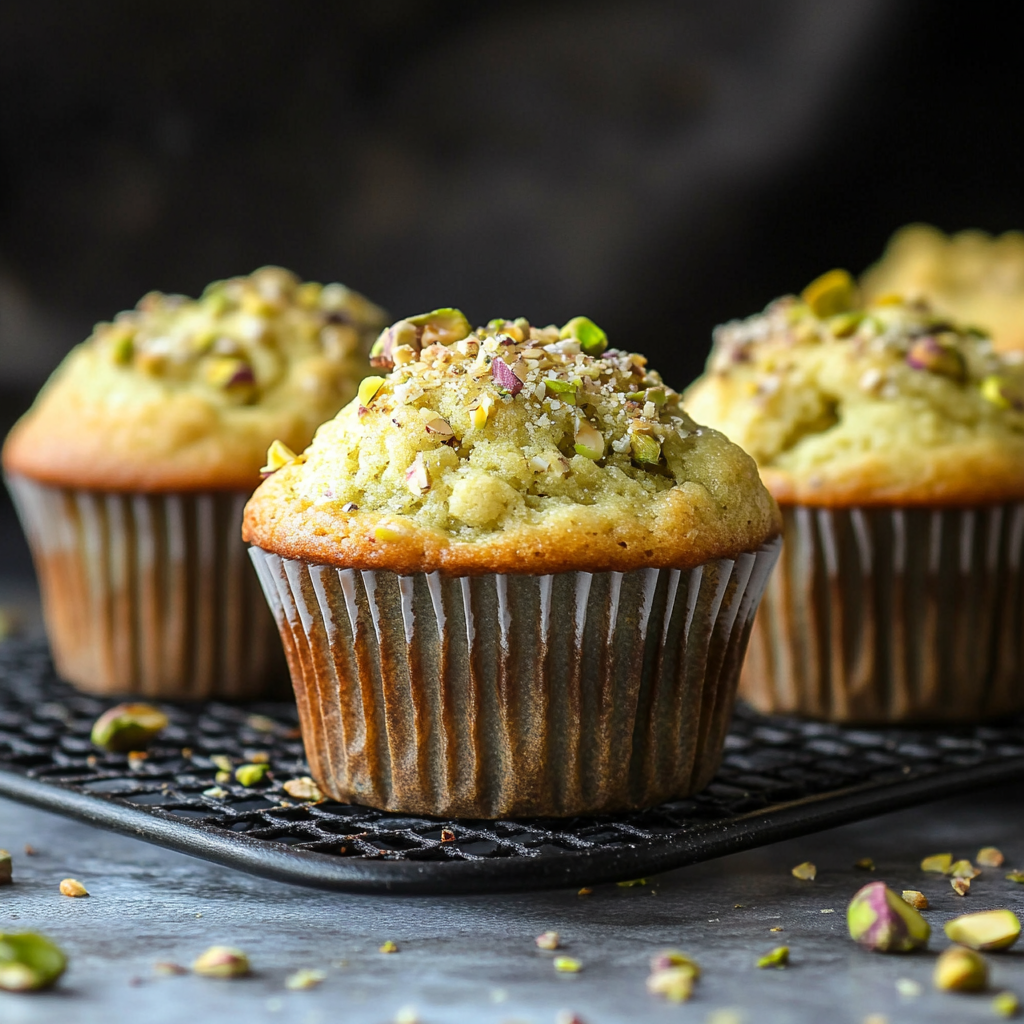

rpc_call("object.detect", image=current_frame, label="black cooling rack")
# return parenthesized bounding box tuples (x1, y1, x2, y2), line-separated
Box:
(2, 638, 1024, 895)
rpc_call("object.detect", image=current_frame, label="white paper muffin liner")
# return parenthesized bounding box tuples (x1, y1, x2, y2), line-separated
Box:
(741, 504, 1024, 723)
(249, 538, 781, 818)
(6, 473, 284, 698)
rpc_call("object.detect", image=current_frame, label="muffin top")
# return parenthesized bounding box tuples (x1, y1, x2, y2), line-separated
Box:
(684, 270, 1024, 506)
(3, 267, 387, 491)
(244, 309, 781, 575)
(862, 224, 1024, 352)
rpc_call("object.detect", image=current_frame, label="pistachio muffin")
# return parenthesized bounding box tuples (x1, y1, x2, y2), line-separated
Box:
(3, 267, 387, 698)
(862, 224, 1024, 353)
(686, 269, 1024, 723)
(245, 309, 781, 818)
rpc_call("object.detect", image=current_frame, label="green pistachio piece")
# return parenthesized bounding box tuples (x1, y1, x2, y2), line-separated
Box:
(559, 316, 607, 356)
(829, 311, 864, 338)
(545, 378, 580, 405)
(205, 357, 255, 389)
(574, 421, 604, 460)
(406, 308, 471, 346)
(0, 932, 67, 991)
(921, 852, 953, 873)
(981, 375, 1024, 411)
(934, 945, 988, 992)
(992, 991, 1021, 1018)
(944, 910, 1021, 951)
(848, 881, 930, 952)
(193, 946, 250, 978)
(91, 703, 169, 753)
(801, 269, 858, 319)
(235, 763, 269, 787)
(646, 966, 695, 1002)
(357, 376, 386, 407)
(370, 319, 420, 369)
(649, 951, 700, 977)
(906, 337, 967, 382)
(756, 946, 789, 969)
(630, 432, 662, 465)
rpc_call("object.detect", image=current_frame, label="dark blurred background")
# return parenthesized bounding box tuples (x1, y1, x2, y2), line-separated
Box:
(2, 0, 1023, 583)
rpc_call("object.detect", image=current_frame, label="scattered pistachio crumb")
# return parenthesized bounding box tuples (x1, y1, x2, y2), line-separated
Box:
(577, 887, 592, 897)
(440, 828, 456, 843)
(901, 890, 928, 910)
(734, 904, 745, 909)
(245, 751, 271, 765)
(855, 858, 876, 871)
(646, 966, 695, 1002)
(215, 770, 231, 784)
(952, 877, 971, 896)
(978, 847, 1006, 868)
(282, 777, 323, 801)
(921, 852, 953, 874)
(202, 786, 228, 798)
(536, 931, 560, 950)
(791, 862, 816, 881)
(0, 850, 11, 885)
(617, 878, 647, 887)
(153, 961, 188, 976)
(895, 978, 922, 997)
(554, 956, 582, 973)
(192, 946, 249, 978)
(770, 926, 784, 932)
(756, 946, 790, 969)
(820, 908, 835, 914)
(951, 859, 981, 879)
(992, 991, 1021, 1018)
(285, 968, 326, 990)
(246, 714, 277, 733)
(1007, 871, 1024, 884)
(59, 878, 88, 898)
(235, 763, 269, 787)
(379, 941, 398, 954)
(210, 755, 234, 773)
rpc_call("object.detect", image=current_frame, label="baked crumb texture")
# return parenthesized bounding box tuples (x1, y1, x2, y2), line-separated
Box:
(244, 310, 780, 575)
(3, 267, 387, 491)
(685, 270, 1024, 506)
(862, 224, 1024, 352)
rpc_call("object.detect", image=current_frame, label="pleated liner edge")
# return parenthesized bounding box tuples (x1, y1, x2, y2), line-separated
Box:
(249, 538, 781, 818)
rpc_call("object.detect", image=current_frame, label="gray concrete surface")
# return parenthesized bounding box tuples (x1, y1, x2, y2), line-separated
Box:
(2, 783, 1024, 1024)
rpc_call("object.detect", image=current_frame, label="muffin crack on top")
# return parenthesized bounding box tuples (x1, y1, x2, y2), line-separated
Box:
(684, 269, 1024, 506)
(244, 310, 781, 575)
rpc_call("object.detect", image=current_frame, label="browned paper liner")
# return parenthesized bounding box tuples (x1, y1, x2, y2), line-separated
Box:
(6, 474, 283, 698)
(249, 539, 781, 818)
(741, 504, 1024, 723)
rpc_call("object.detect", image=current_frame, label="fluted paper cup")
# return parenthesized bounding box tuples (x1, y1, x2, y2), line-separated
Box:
(741, 504, 1024, 723)
(249, 538, 780, 818)
(6, 473, 284, 698)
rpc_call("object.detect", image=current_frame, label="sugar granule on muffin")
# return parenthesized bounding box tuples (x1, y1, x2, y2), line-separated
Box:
(245, 309, 780, 575)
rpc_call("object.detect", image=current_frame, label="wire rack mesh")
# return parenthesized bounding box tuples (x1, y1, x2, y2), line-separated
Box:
(3, 638, 1024, 893)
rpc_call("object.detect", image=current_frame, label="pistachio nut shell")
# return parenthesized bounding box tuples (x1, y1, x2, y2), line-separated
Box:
(0, 932, 68, 991)
(944, 910, 1021, 951)
(847, 881, 930, 952)
(934, 945, 988, 992)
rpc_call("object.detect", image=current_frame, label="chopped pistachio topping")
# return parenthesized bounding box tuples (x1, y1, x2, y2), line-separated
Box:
(616, 878, 648, 888)
(945, 910, 1021, 951)
(261, 439, 299, 477)
(855, 858, 876, 871)
(756, 946, 790, 969)
(921, 852, 953, 874)
(1006, 871, 1024, 884)
(379, 940, 399, 954)
(649, 951, 700, 977)
(59, 878, 88, 898)
(977, 847, 1005, 867)
(577, 887, 593, 897)
(802, 269, 858, 318)
(0, 932, 67, 991)
(535, 931, 560, 950)
(86, 267, 385, 406)
(560, 316, 608, 356)
(193, 946, 250, 978)
(950, 859, 981, 880)
(553, 956, 582, 973)
(91, 702, 169, 753)
(791, 861, 816, 881)
(952, 877, 971, 896)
